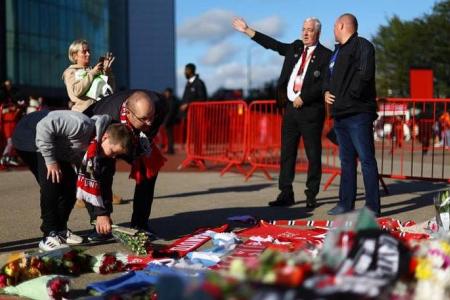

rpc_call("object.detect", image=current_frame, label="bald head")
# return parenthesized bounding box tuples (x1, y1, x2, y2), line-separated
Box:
(333, 13, 358, 44)
(126, 91, 155, 130)
(339, 13, 358, 32)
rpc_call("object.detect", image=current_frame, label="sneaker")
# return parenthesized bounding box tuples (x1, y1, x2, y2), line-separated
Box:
(7, 157, 19, 166)
(132, 226, 160, 241)
(58, 229, 83, 245)
(87, 231, 114, 243)
(39, 232, 70, 251)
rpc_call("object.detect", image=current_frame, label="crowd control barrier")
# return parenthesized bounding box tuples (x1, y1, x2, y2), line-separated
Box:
(179, 98, 450, 188)
(179, 101, 248, 176)
(376, 98, 450, 184)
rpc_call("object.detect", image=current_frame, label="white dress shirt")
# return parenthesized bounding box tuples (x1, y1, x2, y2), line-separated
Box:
(287, 45, 317, 102)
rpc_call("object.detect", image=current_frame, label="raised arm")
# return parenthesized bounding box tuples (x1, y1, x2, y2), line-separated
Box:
(232, 17, 291, 56)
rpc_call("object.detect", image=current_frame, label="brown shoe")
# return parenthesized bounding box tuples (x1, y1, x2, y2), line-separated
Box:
(113, 194, 123, 205)
(75, 198, 85, 208)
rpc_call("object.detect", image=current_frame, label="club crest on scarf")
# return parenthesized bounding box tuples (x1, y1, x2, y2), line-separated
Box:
(76, 139, 104, 208)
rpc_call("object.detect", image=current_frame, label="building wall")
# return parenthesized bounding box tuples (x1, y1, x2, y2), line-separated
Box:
(128, 0, 175, 92)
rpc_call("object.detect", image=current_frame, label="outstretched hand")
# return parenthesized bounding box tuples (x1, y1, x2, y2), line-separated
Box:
(232, 17, 248, 32)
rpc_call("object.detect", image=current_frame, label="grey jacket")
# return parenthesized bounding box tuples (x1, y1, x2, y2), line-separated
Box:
(14, 110, 111, 165)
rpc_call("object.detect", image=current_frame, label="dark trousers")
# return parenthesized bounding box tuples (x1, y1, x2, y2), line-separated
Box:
(334, 113, 381, 213)
(165, 125, 175, 153)
(17, 150, 77, 236)
(278, 104, 324, 199)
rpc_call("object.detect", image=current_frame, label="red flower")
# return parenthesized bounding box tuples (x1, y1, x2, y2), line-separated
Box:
(0, 274, 8, 288)
(47, 277, 70, 300)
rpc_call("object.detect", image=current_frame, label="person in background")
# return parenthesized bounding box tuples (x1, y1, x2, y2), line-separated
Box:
(162, 87, 180, 154)
(180, 63, 207, 113)
(232, 16, 332, 209)
(62, 39, 115, 112)
(324, 13, 381, 217)
(0, 80, 24, 167)
(12, 110, 133, 251)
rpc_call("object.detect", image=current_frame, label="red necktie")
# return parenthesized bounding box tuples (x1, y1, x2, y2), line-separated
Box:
(293, 47, 309, 92)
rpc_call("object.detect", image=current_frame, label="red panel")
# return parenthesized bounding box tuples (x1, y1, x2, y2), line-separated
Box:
(410, 69, 433, 98)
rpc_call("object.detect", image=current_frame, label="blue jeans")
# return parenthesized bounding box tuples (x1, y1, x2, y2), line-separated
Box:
(334, 113, 380, 213)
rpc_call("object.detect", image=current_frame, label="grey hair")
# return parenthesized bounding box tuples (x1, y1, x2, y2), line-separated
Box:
(305, 17, 322, 33)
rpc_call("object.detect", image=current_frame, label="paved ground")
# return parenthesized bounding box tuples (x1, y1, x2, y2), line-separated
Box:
(0, 151, 447, 298)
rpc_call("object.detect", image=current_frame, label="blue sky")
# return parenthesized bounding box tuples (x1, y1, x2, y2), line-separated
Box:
(175, 0, 438, 97)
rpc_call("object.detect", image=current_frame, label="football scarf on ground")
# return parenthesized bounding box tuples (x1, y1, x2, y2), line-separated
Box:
(153, 225, 229, 258)
(302, 229, 411, 298)
(76, 139, 104, 207)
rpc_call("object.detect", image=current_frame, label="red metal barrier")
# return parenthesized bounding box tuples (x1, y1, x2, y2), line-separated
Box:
(245, 100, 341, 189)
(376, 98, 450, 183)
(179, 101, 248, 175)
(179, 98, 449, 187)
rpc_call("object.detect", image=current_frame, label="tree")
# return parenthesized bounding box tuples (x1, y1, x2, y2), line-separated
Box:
(372, 0, 450, 97)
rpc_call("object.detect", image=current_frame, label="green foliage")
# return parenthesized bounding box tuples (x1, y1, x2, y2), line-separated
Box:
(372, 0, 450, 97)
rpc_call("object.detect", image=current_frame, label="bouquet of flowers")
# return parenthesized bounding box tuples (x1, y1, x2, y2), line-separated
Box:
(90, 253, 126, 274)
(112, 226, 152, 255)
(0, 248, 91, 287)
(1, 275, 70, 300)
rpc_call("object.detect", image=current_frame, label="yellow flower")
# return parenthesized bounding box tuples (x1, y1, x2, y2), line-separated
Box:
(415, 258, 432, 280)
(439, 241, 450, 255)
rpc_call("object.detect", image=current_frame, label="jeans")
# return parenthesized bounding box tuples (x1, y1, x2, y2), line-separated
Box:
(334, 113, 380, 213)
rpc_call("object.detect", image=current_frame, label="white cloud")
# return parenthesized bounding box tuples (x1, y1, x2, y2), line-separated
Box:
(252, 16, 284, 37)
(177, 9, 235, 43)
(201, 41, 238, 65)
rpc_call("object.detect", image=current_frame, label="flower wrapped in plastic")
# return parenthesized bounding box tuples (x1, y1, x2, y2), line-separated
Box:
(1, 275, 70, 300)
(90, 253, 126, 274)
(112, 226, 152, 255)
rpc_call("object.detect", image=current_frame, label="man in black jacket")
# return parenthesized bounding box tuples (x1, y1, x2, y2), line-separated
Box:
(233, 16, 332, 208)
(84, 89, 167, 239)
(180, 63, 207, 112)
(324, 13, 380, 216)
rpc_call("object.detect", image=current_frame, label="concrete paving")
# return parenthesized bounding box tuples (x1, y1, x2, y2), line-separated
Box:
(0, 156, 447, 298)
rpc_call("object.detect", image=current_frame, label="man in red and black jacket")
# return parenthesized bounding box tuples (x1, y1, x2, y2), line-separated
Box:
(324, 13, 380, 217)
(84, 89, 167, 240)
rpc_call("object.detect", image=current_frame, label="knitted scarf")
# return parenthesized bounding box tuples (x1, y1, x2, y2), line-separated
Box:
(120, 102, 166, 184)
(76, 139, 104, 207)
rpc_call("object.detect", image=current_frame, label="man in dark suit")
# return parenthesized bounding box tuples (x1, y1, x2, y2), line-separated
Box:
(180, 63, 207, 112)
(84, 89, 167, 240)
(233, 16, 332, 208)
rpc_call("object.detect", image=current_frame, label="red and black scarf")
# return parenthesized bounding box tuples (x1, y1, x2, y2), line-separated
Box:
(120, 102, 166, 184)
(76, 139, 104, 207)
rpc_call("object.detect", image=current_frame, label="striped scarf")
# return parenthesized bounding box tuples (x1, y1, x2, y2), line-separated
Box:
(76, 139, 104, 207)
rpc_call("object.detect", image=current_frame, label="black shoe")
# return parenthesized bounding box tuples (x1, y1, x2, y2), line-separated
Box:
(306, 198, 317, 209)
(327, 205, 351, 216)
(87, 231, 114, 243)
(269, 191, 295, 207)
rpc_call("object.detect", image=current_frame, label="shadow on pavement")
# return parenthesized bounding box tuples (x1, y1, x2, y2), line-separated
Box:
(155, 183, 275, 199)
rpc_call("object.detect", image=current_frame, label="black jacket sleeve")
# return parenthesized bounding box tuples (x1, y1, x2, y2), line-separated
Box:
(349, 38, 375, 100)
(252, 31, 292, 56)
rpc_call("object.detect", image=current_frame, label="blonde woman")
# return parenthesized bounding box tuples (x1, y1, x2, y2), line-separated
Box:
(62, 39, 116, 112)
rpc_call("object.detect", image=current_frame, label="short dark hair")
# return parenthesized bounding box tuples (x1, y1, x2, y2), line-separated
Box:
(105, 123, 134, 156)
(164, 87, 173, 94)
(185, 63, 196, 73)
